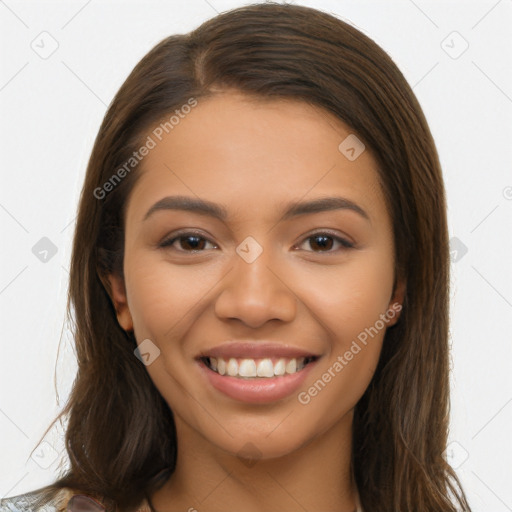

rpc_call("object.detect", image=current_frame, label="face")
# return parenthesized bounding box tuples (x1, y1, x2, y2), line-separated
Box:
(108, 91, 404, 461)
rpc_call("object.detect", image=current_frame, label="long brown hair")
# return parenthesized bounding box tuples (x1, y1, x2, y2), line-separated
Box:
(35, 3, 470, 510)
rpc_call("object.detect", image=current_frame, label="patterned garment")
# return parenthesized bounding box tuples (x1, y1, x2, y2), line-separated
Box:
(1, 488, 362, 511)
(0, 489, 151, 512)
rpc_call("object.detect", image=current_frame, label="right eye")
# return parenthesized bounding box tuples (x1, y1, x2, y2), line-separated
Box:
(158, 231, 218, 252)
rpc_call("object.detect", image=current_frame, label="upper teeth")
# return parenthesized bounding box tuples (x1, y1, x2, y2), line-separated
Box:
(208, 357, 309, 378)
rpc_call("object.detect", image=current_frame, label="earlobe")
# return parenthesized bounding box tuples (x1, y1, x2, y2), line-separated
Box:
(104, 273, 134, 333)
(387, 277, 406, 326)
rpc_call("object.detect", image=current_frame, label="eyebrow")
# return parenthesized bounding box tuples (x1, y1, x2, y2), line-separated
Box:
(143, 195, 370, 223)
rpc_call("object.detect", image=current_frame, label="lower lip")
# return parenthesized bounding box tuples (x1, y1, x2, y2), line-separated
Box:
(196, 359, 318, 404)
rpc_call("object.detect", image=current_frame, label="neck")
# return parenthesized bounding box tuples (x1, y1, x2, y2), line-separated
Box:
(150, 410, 358, 512)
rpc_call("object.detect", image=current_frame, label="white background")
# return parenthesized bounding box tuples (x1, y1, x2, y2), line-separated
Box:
(1, 1, 511, 510)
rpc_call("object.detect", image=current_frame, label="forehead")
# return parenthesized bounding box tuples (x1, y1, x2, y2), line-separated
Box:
(125, 92, 387, 226)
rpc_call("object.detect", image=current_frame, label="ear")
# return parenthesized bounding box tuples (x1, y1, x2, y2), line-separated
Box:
(386, 276, 406, 327)
(102, 272, 134, 333)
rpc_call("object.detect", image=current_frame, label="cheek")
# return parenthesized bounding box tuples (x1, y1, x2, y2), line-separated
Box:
(123, 252, 207, 341)
(298, 251, 394, 399)
(305, 251, 395, 342)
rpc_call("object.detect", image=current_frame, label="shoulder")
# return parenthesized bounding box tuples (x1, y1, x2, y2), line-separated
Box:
(0, 488, 152, 512)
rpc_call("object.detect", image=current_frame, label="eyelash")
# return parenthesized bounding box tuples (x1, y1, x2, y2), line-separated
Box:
(158, 230, 354, 253)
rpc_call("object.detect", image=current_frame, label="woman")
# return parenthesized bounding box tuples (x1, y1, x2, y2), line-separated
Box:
(1, 2, 471, 511)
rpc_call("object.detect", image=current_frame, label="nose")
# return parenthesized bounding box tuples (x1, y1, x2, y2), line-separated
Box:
(214, 244, 297, 329)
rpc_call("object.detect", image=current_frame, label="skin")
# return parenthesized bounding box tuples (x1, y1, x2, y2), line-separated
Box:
(108, 91, 405, 512)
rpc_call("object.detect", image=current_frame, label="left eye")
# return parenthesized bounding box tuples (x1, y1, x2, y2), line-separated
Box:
(296, 232, 354, 253)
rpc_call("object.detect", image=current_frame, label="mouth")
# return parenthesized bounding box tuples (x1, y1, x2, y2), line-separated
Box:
(194, 341, 322, 403)
(196, 354, 320, 403)
(198, 355, 320, 379)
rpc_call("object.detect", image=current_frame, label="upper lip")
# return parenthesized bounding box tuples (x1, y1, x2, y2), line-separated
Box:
(196, 341, 321, 360)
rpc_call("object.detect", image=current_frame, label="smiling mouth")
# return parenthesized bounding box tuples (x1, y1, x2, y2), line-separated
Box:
(199, 355, 319, 379)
